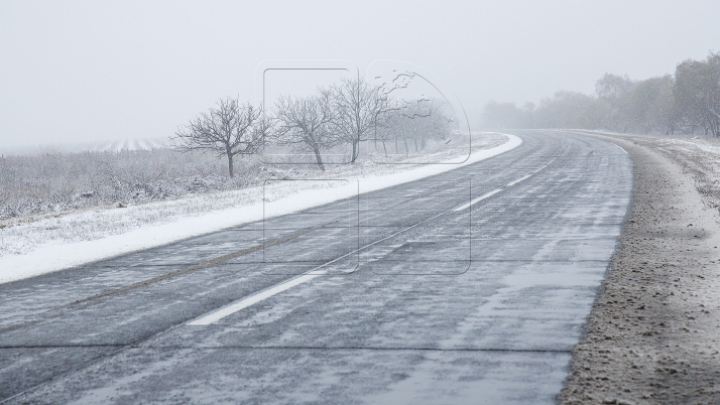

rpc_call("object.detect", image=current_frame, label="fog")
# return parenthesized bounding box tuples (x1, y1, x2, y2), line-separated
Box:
(1, 0, 717, 150)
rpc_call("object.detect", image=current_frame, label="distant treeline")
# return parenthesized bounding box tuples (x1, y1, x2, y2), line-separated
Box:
(482, 51, 720, 136)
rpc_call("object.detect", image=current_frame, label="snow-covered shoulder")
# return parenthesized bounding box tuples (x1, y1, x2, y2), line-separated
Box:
(0, 133, 521, 284)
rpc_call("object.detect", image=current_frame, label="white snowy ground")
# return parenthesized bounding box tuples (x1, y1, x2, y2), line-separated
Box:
(0, 133, 520, 284)
(571, 130, 720, 213)
(0, 137, 171, 155)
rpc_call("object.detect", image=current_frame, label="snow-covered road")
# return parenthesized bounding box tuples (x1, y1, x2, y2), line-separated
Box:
(0, 131, 632, 404)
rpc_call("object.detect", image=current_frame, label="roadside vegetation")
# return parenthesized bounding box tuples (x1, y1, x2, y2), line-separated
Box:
(0, 132, 500, 258)
(482, 51, 720, 137)
(0, 76, 457, 224)
(0, 149, 268, 221)
(173, 77, 455, 176)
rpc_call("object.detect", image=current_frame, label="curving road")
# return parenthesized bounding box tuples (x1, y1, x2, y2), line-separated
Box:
(0, 131, 632, 404)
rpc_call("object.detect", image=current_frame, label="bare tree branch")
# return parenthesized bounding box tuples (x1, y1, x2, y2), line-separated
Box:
(174, 98, 268, 177)
(329, 77, 392, 163)
(272, 93, 335, 171)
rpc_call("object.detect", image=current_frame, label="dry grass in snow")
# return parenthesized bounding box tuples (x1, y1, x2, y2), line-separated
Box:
(0, 133, 507, 260)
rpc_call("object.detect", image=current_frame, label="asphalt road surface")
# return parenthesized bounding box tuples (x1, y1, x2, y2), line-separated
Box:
(0, 130, 632, 404)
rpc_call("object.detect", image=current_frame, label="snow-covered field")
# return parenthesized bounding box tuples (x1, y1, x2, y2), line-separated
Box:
(637, 136, 720, 214)
(0, 137, 172, 155)
(0, 133, 520, 284)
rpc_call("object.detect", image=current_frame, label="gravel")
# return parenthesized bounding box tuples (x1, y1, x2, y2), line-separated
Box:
(559, 133, 720, 404)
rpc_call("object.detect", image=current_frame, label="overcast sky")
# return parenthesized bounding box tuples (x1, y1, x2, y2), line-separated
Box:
(1, 0, 718, 149)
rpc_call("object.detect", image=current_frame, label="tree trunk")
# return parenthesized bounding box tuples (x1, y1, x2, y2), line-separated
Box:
(313, 146, 325, 171)
(382, 139, 388, 157)
(227, 153, 234, 178)
(404, 139, 409, 156)
(351, 140, 359, 163)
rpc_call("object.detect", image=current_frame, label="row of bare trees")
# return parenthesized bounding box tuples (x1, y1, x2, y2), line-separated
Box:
(175, 77, 454, 176)
(272, 78, 393, 171)
(482, 51, 720, 137)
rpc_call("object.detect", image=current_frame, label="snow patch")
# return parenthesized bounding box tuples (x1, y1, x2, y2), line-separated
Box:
(0, 134, 521, 284)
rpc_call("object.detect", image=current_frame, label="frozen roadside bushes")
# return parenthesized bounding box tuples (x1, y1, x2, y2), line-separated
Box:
(0, 149, 268, 221)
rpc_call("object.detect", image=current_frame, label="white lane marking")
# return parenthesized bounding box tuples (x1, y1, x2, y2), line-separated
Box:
(610, 142, 628, 155)
(506, 174, 532, 187)
(190, 144, 566, 325)
(189, 197, 467, 326)
(453, 152, 562, 211)
(188, 271, 326, 325)
(453, 189, 502, 212)
(506, 155, 559, 187)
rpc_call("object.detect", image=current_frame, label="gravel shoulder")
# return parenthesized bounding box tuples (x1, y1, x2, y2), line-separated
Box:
(560, 133, 720, 404)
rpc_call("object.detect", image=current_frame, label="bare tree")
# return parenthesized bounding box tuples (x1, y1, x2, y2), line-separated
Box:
(382, 99, 453, 153)
(594, 73, 636, 132)
(626, 75, 674, 134)
(174, 98, 267, 178)
(329, 76, 391, 163)
(673, 52, 720, 137)
(533, 91, 596, 129)
(273, 93, 335, 171)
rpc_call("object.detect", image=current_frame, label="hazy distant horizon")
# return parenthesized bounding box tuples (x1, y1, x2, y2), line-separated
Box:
(1, 0, 718, 149)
